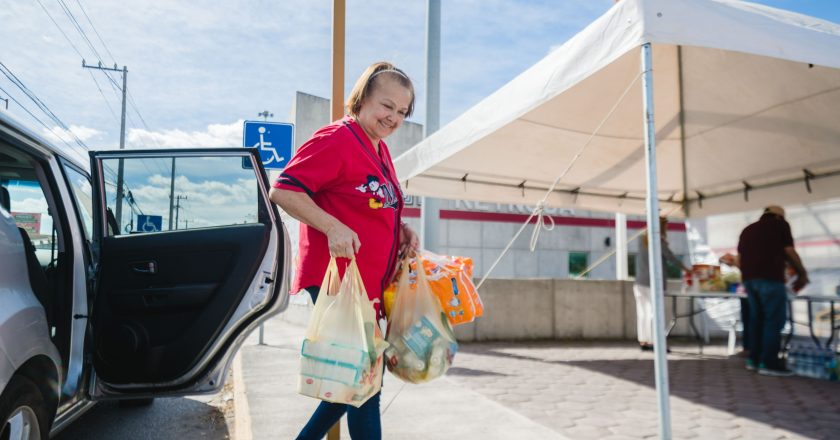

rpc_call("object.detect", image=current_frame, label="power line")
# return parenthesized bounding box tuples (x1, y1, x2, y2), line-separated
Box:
(36, 0, 85, 60)
(56, 0, 104, 63)
(40, 0, 161, 151)
(0, 83, 78, 152)
(86, 69, 119, 123)
(127, 91, 163, 148)
(0, 61, 88, 154)
(74, 0, 117, 64)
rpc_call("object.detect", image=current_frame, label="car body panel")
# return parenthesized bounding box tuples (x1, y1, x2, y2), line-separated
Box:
(0, 205, 62, 397)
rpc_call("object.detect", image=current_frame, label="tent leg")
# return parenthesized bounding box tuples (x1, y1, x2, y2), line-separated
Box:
(641, 42, 672, 440)
(616, 213, 628, 280)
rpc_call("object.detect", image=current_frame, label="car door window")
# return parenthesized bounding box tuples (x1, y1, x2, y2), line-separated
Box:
(99, 156, 259, 235)
(62, 164, 94, 240)
(3, 179, 56, 267)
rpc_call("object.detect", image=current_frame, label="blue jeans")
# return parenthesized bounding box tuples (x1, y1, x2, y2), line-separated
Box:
(744, 279, 787, 369)
(296, 394, 381, 440)
(296, 286, 382, 440)
(739, 298, 751, 352)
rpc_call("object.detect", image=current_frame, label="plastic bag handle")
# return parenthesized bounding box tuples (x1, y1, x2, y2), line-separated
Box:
(319, 257, 340, 297)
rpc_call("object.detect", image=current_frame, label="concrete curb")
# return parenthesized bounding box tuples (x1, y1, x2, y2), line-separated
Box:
(232, 352, 253, 440)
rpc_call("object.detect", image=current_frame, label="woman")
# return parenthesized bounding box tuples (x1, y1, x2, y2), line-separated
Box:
(269, 61, 420, 440)
(634, 217, 691, 351)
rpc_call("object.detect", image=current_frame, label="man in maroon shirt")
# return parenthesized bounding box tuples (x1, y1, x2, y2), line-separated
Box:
(723, 205, 809, 376)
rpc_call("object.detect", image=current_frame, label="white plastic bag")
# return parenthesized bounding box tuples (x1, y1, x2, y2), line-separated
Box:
(298, 258, 387, 407)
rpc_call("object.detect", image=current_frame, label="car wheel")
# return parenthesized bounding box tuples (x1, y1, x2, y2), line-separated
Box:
(118, 398, 155, 408)
(0, 376, 49, 440)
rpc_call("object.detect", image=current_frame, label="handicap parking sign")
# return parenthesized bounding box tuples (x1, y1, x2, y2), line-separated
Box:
(137, 215, 163, 233)
(243, 121, 294, 170)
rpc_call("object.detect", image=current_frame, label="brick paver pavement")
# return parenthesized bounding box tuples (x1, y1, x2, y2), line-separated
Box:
(446, 341, 840, 439)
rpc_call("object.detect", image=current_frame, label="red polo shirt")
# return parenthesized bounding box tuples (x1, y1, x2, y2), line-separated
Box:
(273, 116, 404, 313)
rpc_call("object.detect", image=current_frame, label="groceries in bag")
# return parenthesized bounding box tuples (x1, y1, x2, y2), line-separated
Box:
(298, 258, 388, 407)
(384, 251, 483, 326)
(385, 258, 458, 383)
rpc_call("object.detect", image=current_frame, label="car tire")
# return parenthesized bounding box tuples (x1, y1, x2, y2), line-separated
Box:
(0, 375, 50, 440)
(118, 398, 155, 408)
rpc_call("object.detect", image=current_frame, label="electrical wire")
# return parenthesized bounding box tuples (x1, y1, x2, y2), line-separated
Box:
(0, 62, 88, 155)
(86, 70, 119, 123)
(74, 0, 117, 65)
(0, 83, 82, 155)
(55, 0, 105, 63)
(35, 0, 85, 60)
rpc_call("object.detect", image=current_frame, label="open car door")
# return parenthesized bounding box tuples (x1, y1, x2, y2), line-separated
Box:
(87, 148, 289, 398)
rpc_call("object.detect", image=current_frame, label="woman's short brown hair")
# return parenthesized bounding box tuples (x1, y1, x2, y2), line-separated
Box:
(346, 61, 415, 118)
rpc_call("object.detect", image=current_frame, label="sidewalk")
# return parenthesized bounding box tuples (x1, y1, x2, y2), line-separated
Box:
(234, 315, 565, 439)
(235, 313, 840, 439)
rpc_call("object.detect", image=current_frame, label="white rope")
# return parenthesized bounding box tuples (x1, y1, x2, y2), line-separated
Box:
(380, 381, 407, 415)
(476, 71, 645, 290)
(574, 227, 646, 279)
(573, 204, 683, 279)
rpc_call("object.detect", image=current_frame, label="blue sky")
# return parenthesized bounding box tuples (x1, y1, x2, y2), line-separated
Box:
(0, 0, 838, 151)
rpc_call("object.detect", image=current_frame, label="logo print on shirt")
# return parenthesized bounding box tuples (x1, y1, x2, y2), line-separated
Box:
(355, 175, 398, 210)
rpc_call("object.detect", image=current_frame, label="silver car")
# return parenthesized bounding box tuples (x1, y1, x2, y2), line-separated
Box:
(0, 111, 290, 439)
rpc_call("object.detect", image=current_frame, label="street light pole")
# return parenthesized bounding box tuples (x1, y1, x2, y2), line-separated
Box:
(258, 110, 273, 121)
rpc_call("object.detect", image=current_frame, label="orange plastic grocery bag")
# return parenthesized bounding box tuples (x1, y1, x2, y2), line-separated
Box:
(384, 251, 483, 326)
(298, 258, 387, 408)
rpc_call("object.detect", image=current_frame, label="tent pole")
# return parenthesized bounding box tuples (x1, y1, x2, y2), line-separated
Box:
(615, 213, 628, 280)
(641, 42, 672, 440)
(677, 45, 690, 217)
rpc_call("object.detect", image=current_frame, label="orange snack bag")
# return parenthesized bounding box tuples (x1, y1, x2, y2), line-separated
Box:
(384, 252, 482, 326)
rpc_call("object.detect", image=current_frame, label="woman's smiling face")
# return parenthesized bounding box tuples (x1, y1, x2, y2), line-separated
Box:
(356, 75, 413, 146)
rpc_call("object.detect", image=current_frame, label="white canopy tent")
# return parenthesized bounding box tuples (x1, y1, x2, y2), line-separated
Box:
(394, 1, 840, 438)
(395, 0, 840, 218)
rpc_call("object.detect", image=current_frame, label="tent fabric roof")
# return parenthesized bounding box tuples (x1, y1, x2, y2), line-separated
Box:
(394, 0, 840, 218)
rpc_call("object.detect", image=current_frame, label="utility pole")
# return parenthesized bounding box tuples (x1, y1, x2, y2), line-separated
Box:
(174, 195, 187, 230)
(328, 1, 345, 438)
(168, 158, 176, 230)
(421, 0, 442, 252)
(257, 110, 273, 121)
(83, 60, 128, 230)
(0, 96, 8, 110)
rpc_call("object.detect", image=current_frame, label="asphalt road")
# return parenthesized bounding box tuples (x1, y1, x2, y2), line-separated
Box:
(53, 393, 232, 440)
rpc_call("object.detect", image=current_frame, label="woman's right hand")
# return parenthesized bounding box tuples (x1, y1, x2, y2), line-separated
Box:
(325, 222, 361, 259)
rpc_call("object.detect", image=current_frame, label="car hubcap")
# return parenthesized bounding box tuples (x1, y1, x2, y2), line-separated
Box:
(3, 406, 41, 440)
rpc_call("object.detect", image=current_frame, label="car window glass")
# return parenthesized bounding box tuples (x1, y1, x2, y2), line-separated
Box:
(63, 165, 94, 240)
(100, 155, 260, 235)
(3, 179, 56, 267)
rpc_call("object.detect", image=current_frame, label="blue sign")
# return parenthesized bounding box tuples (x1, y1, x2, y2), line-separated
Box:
(137, 215, 163, 233)
(243, 121, 294, 170)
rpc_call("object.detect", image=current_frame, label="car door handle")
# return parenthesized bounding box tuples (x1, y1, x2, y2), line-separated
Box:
(132, 261, 158, 274)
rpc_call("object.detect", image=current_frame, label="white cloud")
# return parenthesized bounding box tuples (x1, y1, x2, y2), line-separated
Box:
(128, 173, 257, 228)
(42, 125, 104, 143)
(127, 120, 244, 148)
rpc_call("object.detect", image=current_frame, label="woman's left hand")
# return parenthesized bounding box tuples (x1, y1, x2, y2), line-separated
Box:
(399, 222, 420, 259)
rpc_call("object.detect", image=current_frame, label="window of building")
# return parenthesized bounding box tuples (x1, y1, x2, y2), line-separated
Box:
(628, 253, 637, 278)
(568, 251, 589, 278)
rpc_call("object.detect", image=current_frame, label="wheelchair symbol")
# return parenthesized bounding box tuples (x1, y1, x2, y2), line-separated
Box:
(253, 126, 284, 166)
(142, 216, 159, 232)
